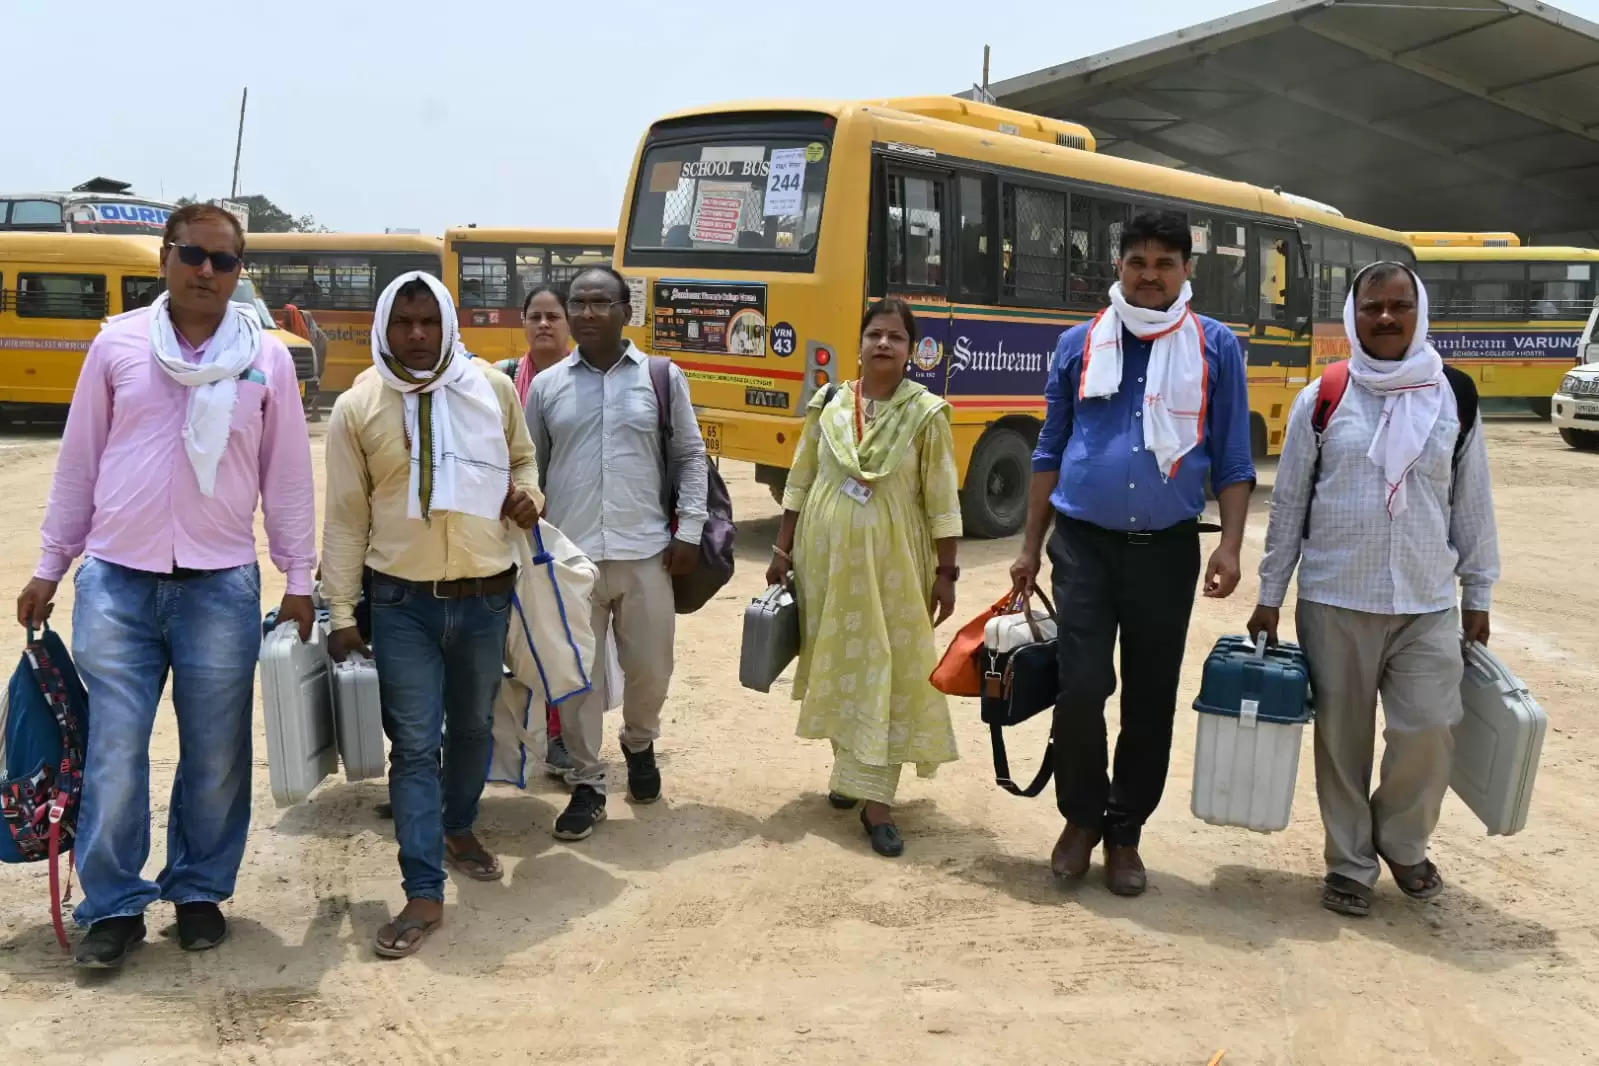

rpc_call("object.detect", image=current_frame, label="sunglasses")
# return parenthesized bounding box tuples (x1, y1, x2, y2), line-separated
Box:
(172, 244, 241, 273)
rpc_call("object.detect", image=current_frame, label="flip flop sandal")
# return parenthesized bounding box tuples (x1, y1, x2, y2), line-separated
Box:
(374, 915, 441, 959)
(1382, 855, 1445, 901)
(445, 843, 504, 882)
(1321, 874, 1373, 917)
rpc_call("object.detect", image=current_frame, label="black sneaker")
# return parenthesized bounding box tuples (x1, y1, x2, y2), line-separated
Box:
(544, 734, 575, 778)
(624, 743, 662, 804)
(175, 902, 228, 952)
(553, 784, 607, 841)
(74, 916, 146, 970)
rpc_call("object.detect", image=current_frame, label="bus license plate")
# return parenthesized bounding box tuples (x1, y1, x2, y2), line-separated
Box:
(1577, 400, 1599, 416)
(699, 420, 722, 455)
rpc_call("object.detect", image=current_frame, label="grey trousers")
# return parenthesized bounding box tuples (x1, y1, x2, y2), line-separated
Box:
(562, 554, 675, 795)
(1295, 601, 1464, 889)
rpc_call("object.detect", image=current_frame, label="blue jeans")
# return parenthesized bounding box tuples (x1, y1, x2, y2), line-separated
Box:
(69, 557, 261, 926)
(370, 572, 511, 902)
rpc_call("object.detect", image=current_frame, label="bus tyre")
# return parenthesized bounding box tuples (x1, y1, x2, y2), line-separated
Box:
(1529, 397, 1553, 420)
(960, 427, 1032, 539)
(1560, 428, 1599, 451)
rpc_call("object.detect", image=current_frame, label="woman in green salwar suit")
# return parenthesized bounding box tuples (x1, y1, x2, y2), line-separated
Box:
(767, 299, 963, 857)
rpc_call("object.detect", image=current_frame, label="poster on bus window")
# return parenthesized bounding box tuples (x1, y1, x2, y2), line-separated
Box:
(689, 180, 746, 245)
(652, 280, 767, 357)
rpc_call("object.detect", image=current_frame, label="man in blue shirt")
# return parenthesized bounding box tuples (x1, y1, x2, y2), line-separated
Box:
(1011, 210, 1256, 896)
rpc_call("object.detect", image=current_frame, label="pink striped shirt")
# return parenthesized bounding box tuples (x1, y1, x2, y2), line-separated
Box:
(34, 309, 317, 594)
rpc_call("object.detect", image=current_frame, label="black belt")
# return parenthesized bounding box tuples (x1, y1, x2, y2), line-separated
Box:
(125, 564, 231, 580)
(373, 567, 516, 600)
(1057, 515, 1212, 544)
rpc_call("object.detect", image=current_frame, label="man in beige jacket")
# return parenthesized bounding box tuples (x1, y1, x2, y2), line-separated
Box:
(322, 272, 540, 959)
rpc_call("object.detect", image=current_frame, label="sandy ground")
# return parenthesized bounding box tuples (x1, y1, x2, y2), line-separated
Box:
(0, 415, 1595, 1066)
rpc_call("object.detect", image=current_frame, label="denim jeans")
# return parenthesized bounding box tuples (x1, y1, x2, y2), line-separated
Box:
(69, 557, 262, 926)
(370, 572, 511, 902)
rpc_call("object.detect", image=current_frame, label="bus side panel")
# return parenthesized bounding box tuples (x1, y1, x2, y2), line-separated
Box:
(306, 310, 375, 393)
(1427, 322, 1583, 398)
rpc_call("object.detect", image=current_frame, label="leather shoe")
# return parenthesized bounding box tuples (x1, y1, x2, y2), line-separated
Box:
(1104, 844, 1147, 896)
(1050, 823, 1101, 880)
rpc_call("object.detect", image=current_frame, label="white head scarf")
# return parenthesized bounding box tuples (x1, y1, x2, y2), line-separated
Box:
(1342, 261, 1446, 518)
(371, 271, 509, 522)
(147, 290, 262, 496)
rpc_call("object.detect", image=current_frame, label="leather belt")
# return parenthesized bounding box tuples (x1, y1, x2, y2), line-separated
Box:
(374, 567, 516, 600)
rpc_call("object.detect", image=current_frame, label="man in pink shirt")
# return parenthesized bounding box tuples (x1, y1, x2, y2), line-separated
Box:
(14, 204, 317, 971)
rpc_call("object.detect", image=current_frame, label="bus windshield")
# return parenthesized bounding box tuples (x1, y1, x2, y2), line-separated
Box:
(628, 136, 830, 256)
(231, 277, 278, 328)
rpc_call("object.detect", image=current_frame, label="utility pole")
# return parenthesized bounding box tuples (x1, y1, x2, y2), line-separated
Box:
(982, 45, 990, 97)
(230, 87, 248, 199)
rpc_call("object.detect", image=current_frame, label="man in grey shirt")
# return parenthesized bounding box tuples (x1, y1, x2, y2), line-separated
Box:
(1249, 261, 1498, 918)
(525, 266, 708, 841)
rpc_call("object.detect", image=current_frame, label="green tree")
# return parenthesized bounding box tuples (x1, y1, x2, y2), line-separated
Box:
(173, 193, 326, 233)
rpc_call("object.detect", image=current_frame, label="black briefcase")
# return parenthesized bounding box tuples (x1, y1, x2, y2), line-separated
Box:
(978, 589, 1059, 798)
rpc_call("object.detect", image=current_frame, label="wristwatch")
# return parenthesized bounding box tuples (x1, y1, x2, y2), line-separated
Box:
(935, 565, 960, 580)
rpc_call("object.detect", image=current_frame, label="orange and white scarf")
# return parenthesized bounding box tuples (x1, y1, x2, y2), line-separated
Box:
(1082, 281, 1207, 477)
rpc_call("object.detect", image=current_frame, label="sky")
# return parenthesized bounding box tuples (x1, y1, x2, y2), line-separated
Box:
(6, 0, 1598, 235)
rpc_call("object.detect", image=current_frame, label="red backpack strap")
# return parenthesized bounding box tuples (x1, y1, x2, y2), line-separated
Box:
(1302, 360, 1351, 540)
(1311, 360, 1351, 439)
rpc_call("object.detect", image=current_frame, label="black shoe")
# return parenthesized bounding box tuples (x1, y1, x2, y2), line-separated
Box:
(553, 784, 607, 841)
(175, 902, 228, 951)
(623, 743, 662, 804)
(74, 916, 145, 970)
(375, 801, 393, 819)
(827, 791, 859, 810)
(860, 808, 905, 858)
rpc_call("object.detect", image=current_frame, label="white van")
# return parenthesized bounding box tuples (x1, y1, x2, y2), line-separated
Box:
(1551, 298, 1599, 450)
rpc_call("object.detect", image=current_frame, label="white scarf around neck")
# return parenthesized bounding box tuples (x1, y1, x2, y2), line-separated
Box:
(1342, 262, 1446, 518)
(147, 290, 262, 496)
(371, 270, 509, 522)
(1083, 281, 1206, 477)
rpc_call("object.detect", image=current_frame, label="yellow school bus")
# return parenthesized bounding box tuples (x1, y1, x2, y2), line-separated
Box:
(1408, 231, 1522, 248)
(443, 227, 615, 362)
(0, 233, 317, 411)
(243, 232, 444, 392)
(1414, 244, 1598, 416)
(612, 98, 1411, 536)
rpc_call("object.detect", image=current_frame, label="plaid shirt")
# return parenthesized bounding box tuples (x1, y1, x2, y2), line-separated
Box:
(1258, 378, 1499, 615)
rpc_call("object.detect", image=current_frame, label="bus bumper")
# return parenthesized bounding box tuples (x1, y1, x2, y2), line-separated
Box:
(690, 407, 805, 469)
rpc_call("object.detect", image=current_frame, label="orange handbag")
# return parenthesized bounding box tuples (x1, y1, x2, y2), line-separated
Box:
(930, 590, 1022, 697)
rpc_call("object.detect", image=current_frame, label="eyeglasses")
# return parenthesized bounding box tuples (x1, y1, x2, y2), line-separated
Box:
(172, 244, 241, 273)
(524, 311, 565, 324)
(565, 298, 626, 316)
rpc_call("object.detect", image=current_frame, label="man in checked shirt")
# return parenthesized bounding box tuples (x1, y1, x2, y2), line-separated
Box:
(1248, 261, 1499, 919)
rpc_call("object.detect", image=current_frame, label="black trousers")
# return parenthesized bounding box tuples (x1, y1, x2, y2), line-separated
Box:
(1048, 514, 1201, 847)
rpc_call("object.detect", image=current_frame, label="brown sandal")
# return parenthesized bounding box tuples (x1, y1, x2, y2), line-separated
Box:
(374, 915, 441, 959)
(1321, 874, 1372, 917)
(445, 838, 503, 881)
(1382, 855, 1444, 900)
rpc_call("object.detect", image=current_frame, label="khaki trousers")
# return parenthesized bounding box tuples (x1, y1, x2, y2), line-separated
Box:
(562, 554, 675, 794)
(1295, 601, 1464, 889)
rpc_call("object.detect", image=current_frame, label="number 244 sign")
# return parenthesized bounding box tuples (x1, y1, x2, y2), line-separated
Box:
(764, 149, 806, 216)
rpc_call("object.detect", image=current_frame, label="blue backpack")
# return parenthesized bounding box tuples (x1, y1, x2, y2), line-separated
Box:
(0, 625, 90, 950)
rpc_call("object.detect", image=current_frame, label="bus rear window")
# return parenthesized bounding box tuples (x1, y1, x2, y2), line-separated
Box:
(629, 137, 830, 259)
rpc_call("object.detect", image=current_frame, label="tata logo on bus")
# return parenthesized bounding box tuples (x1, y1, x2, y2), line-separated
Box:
(93, 203, 172, 226)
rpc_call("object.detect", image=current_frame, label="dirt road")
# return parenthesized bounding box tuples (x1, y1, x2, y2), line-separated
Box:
(1, 418, 1594, 1065)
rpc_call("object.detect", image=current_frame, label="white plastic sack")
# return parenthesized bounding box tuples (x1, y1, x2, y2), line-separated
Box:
(488, 626, 624, 788)
(506, 519, 597, 704)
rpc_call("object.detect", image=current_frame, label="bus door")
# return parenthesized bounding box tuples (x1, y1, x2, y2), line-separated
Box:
(877, 158, 954, 396)
(1250, 223, 1307, 381)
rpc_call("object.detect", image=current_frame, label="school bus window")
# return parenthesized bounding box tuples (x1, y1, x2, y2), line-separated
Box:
(1002, 184, 1066, 307)
(1190, 219, 1250, 321)
(953, 175, 996, 303)
(17, 273, 108, 319)
(1258, 234, 1290, 325)
(122, 275, 163, 312)
(1462, 262, 1525, 318)
(1068, 195, 1129, 309)
(458, 249, 511, 309)
(1350, 240, 1378, 273)
(374, 254, 445, 294)
(1529, 263, 1591, 319)
(627, 137, 829, 262)
(885, 172, 946, 291)
(7, 200, 64, 229)
(549, 246, 613, 285)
